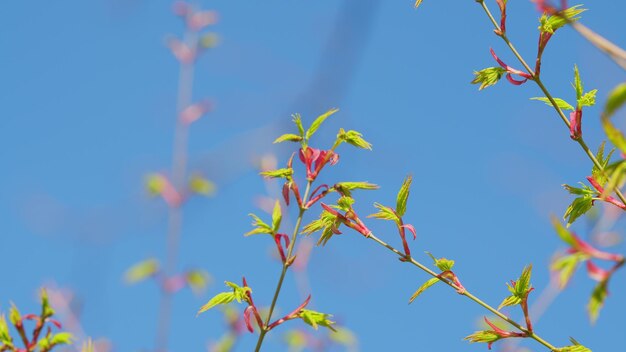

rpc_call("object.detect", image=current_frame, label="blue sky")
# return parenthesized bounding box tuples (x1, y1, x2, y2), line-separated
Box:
(1, 0, 626, 351)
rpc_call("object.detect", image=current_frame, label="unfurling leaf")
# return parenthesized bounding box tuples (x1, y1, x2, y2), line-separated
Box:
(464, 329, 502, 347)
(578, 89, 597, 107)
(573, 65, 584, 100)
(336, 128, 372, 150)
(515, 264, 533, 297)
(245, 213, 273, 236)
(124, 259, 159, 284)
(0, 315, 11, 344)
(531, 97, 574, 111)
(271, 200, 282, 233)
(368, 203, 400, 223)
(426, 252, 455, 271)
(408, 277, 440, 304)
(539, 5, 586, 33)
(591, 141, 615, 185)
(260, 168, 293, 180)
(555, 337, 592, 352)
(40, 288, 55, 318)
(334, 181, 379, 193)
(298, 309, 336, 331)
(471, 67, 506, 90)
(396, 175, 412, 217)
(273, 133, 303, 144)
(498, 295, 522, 310)
(50, 332, 74, 346)
(306, 108, 339, 140)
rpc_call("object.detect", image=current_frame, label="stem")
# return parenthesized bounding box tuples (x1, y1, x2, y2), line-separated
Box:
(254, 181, 313, 352)
(155, 21, 198, 352)
(367, 233, 558, 351)
(477, 0, 626, 207)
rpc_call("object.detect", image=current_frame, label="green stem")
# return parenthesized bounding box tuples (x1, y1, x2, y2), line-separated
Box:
(367, 233, 558, 351)
(254, 181, 313, 352)
(477, 0, 626, 208)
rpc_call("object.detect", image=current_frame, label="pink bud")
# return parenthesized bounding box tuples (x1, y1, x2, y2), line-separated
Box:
(188, 11, 218, 31)
(167, 37, 196, 64)
(180, 100, 212, 124)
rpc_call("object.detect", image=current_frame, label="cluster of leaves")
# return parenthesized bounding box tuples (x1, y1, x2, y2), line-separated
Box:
(1, 289, 73, 352)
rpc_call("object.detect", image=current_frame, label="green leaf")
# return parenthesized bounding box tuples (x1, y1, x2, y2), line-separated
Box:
(578, 89, 597, 107)
(573, 65, 583, 100)
(498, 295, 522, 310)
(197, 281, 251, 316)
(50, 332, 74, 346)
(271, 200, 282, 233)
(551, 254, 584, 289)
(197, 292, 235, 315)
(0, 315, 11, 344)
(273, 133, 303, 144)
(306, 108, 339, 140)
(335, 196, 355, 212)
(299, 309, 336, 332)
(368, 203, 400, 223)
(471, 67, 506, 90)
(334, 181, 379, 192)
(145, 173, 166, 195)
(531, 97, 575, 111)
(292, 113, 305, 137)
(260, 168, 293, 180)
(408, 277, 440, 304)
(396, 175, 412, 217)
(563, 195, 594, 227)
(8, 304, 20, 327)
(515, 264, 533, 297)
(124, 259, 160, 284)
(284, 330, 307, 349)
(328, 327, 357, 346)
(212, 333, 236, 352)
(40, 288, 55, 318)
(551, 216, 576, 246)
(563, 183, 594, 196)
(555, 338, 592, 352)
(588, 280, 608, 323)
(605, 82, 626, 117)
(186, 270, 212, 294)
(591, 141, 615, 185)
(464, 330, 502, 346)
(539, 5, 586, 33)
(426, 252, 455, 271)
(189, 175, 216, 196)
(602, 160, 626, 198)
(602, 83, 626, 154)
(336, 128, 372, 150)
(245, 213, 273, 236)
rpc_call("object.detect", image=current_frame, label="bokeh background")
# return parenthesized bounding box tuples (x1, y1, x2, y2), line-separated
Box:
(1, 0, 626, 351)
